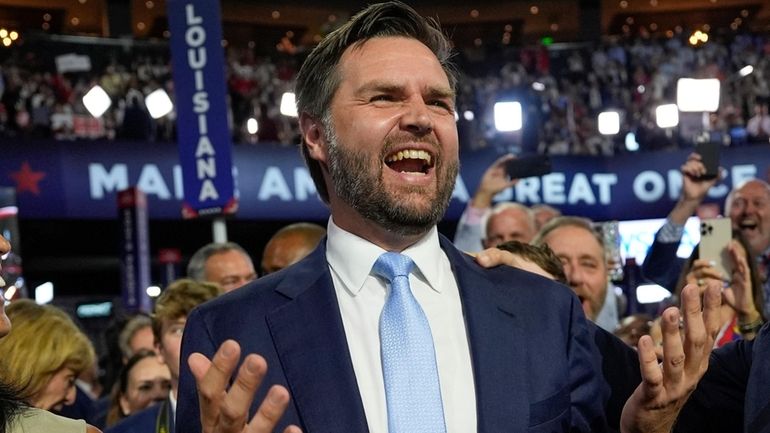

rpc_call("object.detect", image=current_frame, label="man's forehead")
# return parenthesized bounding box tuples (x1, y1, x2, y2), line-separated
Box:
(737, 181, 770, 198)
(338, 36, 450, 86)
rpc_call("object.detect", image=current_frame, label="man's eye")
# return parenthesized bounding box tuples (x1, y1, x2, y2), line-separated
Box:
(429, 100, 452, 111)
(371, 95, 393, 102)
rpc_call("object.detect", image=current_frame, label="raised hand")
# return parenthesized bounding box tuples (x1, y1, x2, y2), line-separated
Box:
(680, 152, 720, 203)
(620, 282, 721, 433)
(470, 154, 518, 209)
(188, 340, 302, 433)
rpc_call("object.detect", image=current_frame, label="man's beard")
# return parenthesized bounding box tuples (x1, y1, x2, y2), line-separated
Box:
(325, 124, 458, 237)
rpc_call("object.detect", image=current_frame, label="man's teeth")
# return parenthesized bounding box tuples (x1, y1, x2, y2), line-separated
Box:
(740, 220, 758, 229)
(386, 149, 432, 165)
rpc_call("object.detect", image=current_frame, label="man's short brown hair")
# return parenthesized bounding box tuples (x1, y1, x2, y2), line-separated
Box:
(152, 278, 221, 343)
(496, 240, 567, 284)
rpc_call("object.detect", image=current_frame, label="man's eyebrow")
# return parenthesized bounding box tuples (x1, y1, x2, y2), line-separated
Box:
(356, 80, 404, 95)
(425, 86, 456, 100)
(355, 81, 455, 99)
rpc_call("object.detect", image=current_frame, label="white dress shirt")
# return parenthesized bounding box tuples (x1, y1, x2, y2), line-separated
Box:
(326, 218, 477, 433)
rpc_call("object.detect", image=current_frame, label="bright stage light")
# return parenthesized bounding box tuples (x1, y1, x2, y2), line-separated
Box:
(494, 101, 522, 132)
(145, 88, 173, 119)
(676, 78, 720, 112)
(35, 282, 54, 305)
(247, 118, 259, 134)
(598, 111, 620, 135)
(739, 65, 754, 77)
(655, 103, 679, 128)
(280, 92, 297, 117)
(83, 85, 112, 118)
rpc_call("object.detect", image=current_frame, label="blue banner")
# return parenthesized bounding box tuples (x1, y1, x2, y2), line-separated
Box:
(118, 187, 152, 313)
(167, 0, 237, 217)
(0, 140, 768, 222)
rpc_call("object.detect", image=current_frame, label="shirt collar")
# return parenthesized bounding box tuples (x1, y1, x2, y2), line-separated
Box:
(326, 218, 444, 296)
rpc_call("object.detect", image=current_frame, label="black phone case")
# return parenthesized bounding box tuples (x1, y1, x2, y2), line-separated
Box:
(505, 155, 552, 179)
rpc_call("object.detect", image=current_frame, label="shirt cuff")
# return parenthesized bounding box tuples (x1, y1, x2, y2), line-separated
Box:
(656, 219, 685, 243)
(463, 205, 491, 225)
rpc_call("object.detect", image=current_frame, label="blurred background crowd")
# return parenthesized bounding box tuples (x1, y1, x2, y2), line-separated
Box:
(1, 8, 770, 154)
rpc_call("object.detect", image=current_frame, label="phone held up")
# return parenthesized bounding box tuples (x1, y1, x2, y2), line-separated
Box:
(699, 217, 733, 280)
(694, 139, 720, 180)
(505, 155, 552, 180)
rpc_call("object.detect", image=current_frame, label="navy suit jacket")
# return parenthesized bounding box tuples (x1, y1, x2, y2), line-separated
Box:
(177, 235, 608, 433)
(674, 321, 770, 433)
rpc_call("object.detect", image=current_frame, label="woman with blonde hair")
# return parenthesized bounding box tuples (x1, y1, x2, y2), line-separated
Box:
(0, 273, 101, 433)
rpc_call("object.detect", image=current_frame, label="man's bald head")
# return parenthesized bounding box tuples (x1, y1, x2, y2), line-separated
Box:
(261, 223, 326, 275)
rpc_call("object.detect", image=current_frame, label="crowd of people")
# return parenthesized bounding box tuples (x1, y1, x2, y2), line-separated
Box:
(1, 2, 770, 433)
(1, 25, 769, 153)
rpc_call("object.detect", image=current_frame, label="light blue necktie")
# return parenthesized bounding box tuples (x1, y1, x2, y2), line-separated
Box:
(373, 252, 447, 433)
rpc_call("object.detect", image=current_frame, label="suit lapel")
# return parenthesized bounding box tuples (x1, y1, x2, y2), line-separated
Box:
(441, 236, 528, 432)
(266, 243, 369, 433)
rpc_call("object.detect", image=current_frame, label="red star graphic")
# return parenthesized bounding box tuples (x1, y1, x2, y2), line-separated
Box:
(9, 161, 46, 195)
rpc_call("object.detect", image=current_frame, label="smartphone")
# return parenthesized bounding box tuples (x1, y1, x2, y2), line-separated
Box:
(698, 217, 732, 279)
(505, 155, 552, 179)
(694, 140, 720, 180)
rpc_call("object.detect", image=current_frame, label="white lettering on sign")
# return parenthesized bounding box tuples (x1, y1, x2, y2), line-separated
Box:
(185, 3, 219, 203)
(633, 171, 666, 202)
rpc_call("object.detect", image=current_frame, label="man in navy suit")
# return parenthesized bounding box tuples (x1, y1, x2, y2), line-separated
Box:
(177, 3, 720, 433)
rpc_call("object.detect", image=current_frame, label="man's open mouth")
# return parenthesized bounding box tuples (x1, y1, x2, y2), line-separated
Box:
(384, 149, 434, 175)
(739, 220, 758, 231)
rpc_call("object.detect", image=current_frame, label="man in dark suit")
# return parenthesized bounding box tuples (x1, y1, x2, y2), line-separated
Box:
(177, 3, 720, 433)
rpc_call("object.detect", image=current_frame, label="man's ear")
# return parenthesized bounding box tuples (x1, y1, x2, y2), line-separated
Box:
(300, 112, 327, 164)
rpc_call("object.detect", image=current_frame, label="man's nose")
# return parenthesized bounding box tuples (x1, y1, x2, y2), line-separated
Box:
(399, 98, 434, 136)
(565, 263, 584, 287)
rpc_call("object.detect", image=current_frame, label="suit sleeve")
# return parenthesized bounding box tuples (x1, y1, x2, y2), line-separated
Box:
(176, 307, 217, 433)
(567, 295, 612, 432)
(640, 237, 684, 291)
(673, 338, 752, 433)
(590, 324, 641, 433)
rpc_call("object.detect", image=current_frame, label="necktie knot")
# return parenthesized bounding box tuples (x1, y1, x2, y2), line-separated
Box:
(372, 252, 415, 282)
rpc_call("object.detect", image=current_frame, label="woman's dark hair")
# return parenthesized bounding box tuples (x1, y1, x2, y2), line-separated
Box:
(105, 348, 159, 427)
(0, 380, 27, 433)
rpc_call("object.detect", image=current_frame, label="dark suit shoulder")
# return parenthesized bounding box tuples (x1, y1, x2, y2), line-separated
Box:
(104, 404, 160, 433)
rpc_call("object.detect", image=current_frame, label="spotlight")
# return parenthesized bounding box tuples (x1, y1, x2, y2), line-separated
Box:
(494, 101, 522, 132)
(739, 65, 754, 77)
(655, 103, 679, 128)
(280, 92, 297, 117)
(146, 285, 162, 298)
(145, 88, 173, 119)
(598, 111, 620, 135)
(676, 78, 720, 112)
(463, 110, 475, 121)
(625, 132, 639, 151)
(82, 85, 112, 118)
(34, 282, 54, 305)
(247, 118, 259, 134)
